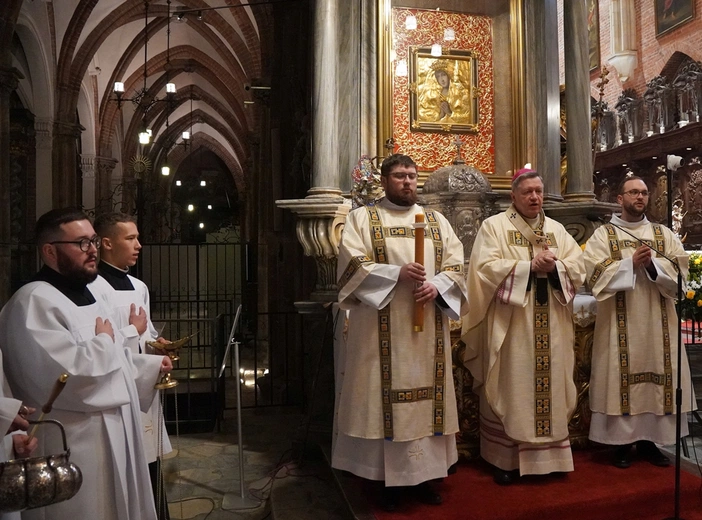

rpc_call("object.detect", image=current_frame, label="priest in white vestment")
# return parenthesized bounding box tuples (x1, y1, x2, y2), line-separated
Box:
(92, 212, 173, 519)
(0, 208, 171, 520)
(332, 154, 468, 510)
(584, 176, 695, 468)
(462, 169, 585, 485)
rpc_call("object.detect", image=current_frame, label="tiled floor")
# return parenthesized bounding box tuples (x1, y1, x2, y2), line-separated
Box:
(161, 407, 351, 520)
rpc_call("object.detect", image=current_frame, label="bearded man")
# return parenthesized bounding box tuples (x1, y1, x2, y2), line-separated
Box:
(332, 154, 468, 511)
(0, 208, 171, 520)
(584, 176, 695, 468)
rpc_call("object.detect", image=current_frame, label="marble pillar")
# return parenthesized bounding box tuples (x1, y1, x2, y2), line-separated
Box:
(80, 154, 96, 212)
(337, 1, 361, 194)
(275, 198, 350, 302)
(34, 118, 53, 219)
(360, 0, 377, 162)
(564, 0, 595, 200)
(311, 0, 340, 194)
(52, 119, 83, 207)
(523, 0, 561, 199)
(0, 67, 22, 304)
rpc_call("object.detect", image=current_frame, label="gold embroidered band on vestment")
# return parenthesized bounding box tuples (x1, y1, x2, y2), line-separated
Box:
(506, 211, 554, 437)
(338, 255, 372, 290)
(604, 224, 673, 415)
(365, 207, 448, 439)
(532, 227, 552, 437)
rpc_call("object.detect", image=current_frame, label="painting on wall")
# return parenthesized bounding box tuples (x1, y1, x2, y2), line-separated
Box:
(655, 0, 695, 37)
(588, 0, 600, 71)
(392, 8, 494, 174)
(409, 47, 479, 134)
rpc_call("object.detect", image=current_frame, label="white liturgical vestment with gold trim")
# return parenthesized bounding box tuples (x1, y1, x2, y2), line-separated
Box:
(462, 207, 585, 475)
(332, 199, 468, 486)
(584, 215, 695, 445)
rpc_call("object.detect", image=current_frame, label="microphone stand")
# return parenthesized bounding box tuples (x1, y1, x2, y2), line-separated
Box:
(600, 217, 686, 520)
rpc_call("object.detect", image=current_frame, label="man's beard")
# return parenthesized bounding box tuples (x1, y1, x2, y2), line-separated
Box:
(623, 200, 646, 219)
(56, 248, 98, 285)
(385, 188, 417, 206)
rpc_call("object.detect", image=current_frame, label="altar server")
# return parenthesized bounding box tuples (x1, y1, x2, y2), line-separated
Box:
(0, 208, 171, 520)
(93, 211, 172, 519)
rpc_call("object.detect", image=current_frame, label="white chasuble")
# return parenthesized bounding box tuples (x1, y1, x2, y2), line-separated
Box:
(92, 264, 172, 464)
(332, 200, 468, 485)
(0, 275, 163, 520)
(461, 208, 585, 474)
(584, 215, 695, 444)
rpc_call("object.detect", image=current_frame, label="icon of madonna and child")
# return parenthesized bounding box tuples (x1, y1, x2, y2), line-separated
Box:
(411, 51, 478, 133)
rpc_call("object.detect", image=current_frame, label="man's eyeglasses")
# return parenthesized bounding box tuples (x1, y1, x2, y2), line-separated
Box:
(387, 172, 418, 181)
(49, 236, 101, 252)
(623, 189, 649, 197)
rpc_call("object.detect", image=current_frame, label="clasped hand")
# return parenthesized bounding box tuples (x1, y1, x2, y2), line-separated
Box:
(632, 244, 653, 269)
(399, 262, 438, 305)
(531, 249, 557, 274)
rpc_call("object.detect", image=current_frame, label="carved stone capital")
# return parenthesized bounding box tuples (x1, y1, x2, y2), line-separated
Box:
(276, 190, 350, 302)
(0, 67, 23, 95)
(80, 154, 96, 179)
(34, 118, 53, 149)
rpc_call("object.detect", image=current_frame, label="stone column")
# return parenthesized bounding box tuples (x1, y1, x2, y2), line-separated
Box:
(523, 0, 561, 199)
(564, 0, 595, 200)
(0, 67, 22, 304)
(35, 118, 53, 219)
(275, 198, 350, 302)
(52, 119, 83, 208)
(80, 154, 96, 212)
(310, 0, 340, 196)
(94, 156, 118, 214)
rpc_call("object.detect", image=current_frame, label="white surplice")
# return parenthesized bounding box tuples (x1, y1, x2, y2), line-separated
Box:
(91, 265, 172, 464)
(0, 348, 22, 520)
(584, 214, 695, 445)
(332, 199, 468, 486)
(0, 272, 162, 520)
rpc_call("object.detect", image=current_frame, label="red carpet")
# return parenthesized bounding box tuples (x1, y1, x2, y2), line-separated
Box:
(371, 450, 702, 520)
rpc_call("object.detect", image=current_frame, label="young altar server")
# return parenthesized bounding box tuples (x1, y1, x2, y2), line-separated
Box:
(93, 212, 172, 520)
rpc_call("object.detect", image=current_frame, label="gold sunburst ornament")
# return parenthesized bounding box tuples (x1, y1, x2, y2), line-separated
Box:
(129, 154, 152, 179)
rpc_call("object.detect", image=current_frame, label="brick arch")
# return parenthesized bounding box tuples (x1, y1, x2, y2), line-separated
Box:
(116, 59, 249, 165)
(62, 0, 258, 132)
(222, 0, 261, 73)
(660, 51, 696, 83)
(149, 108, 243, 168)
(247, 2, 274, 79)
(158, 133, 244, 195)
(55, 0, 139, 120)
(168, 0, 256, 74)
(147, 84, 248, 160)
(151, 107, 247, 171)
